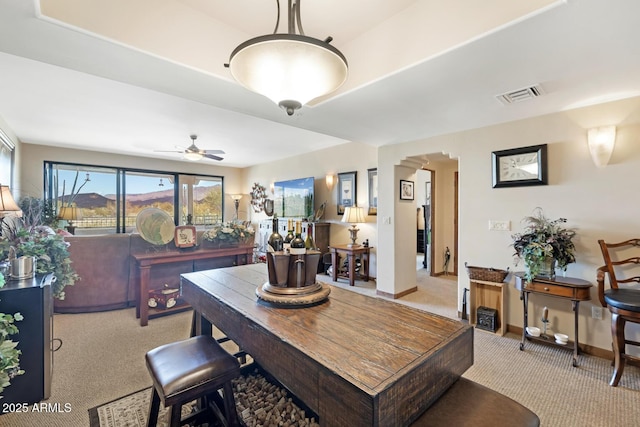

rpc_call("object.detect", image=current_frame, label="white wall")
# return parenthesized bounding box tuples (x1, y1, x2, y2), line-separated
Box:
(378, 95, 640, 353)
(245, 141, 379, 275)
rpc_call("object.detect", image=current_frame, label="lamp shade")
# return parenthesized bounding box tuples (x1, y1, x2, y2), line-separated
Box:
(341, 206, 365, 224)
(228, 34, 348, 115)
(58, 206, 83, 221)
(588, 126, 616, 167)
(0, 185, 20, 213)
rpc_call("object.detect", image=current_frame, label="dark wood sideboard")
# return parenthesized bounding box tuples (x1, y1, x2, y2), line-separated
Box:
(132, 245, 253, 326)
(0, 274, 54, 411)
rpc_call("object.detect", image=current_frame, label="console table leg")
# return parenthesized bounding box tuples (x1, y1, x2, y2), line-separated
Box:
(520, 291, 528, 351)
(572, 300, 580, 367)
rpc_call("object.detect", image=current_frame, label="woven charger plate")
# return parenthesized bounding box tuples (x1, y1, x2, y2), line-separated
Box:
(256, 282, 331, 306)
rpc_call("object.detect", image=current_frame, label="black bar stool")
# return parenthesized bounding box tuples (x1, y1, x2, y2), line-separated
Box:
(145, 335, 241, 427)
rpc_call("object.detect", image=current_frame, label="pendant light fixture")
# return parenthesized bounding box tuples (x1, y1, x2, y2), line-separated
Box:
(225, 0, 348, 116)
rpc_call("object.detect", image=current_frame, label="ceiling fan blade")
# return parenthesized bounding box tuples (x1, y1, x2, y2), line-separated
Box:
(203, 149, 225, 155)
(204, 153, 224, 161)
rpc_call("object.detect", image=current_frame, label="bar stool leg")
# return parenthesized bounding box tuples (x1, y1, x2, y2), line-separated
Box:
(170, 404, 183, 427)
(223, 382, 239, 427)
(147, 388, 161, 427)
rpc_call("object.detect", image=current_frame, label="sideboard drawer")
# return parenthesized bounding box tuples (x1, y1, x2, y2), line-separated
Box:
(523, 281, 575, 298)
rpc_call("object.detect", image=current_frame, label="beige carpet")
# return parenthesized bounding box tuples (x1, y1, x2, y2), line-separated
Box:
(1, 268, 639, 426)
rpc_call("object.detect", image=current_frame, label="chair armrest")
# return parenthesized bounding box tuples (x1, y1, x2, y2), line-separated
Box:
(596, 266, 608, 307)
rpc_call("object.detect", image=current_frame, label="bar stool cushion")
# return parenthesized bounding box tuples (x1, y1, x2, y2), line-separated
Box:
(146, 335, 241, 407)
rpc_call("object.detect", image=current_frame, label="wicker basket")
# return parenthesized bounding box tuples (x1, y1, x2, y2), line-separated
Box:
(465, 262, 509, 283)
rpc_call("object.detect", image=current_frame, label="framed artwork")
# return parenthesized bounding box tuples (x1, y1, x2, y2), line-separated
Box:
(368, 168, 378, 215)
(400, 180, 414, 200)
(174, 225, 196, 248)
(492, 144, 548, 188)
(337, 171, 357, 215)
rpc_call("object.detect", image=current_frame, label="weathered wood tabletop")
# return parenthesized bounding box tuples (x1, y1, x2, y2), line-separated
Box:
(181, 264, 473, 427)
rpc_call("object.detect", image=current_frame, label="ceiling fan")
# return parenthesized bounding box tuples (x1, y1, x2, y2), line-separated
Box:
(155, 135, 225, 161)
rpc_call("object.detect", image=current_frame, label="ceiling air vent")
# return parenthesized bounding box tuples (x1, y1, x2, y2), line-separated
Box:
(496, 85, 544, 105)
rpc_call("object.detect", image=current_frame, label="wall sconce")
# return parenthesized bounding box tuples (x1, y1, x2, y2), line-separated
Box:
(230, 194, 243, 219)
(270, 182, 275, 194)
(325, 174, 335, 191)
(588, 126, 616, 168)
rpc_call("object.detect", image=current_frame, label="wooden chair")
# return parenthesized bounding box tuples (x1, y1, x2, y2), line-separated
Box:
(597, 238, 640, 386)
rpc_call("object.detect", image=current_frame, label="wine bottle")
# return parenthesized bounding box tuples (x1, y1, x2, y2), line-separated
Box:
(289, 221, 306, 254)
(267, 216, 284, 252)
(305, 222, 316, 250)
(283, 219, 295, 251)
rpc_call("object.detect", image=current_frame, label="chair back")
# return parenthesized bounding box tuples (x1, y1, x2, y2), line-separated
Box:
(597, 239, 640, 306)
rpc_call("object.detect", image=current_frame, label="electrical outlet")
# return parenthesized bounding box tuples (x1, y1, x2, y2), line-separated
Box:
(592, 306, 603, 320)
(382, 216, 391, 225)
(489, 220, 511, 231)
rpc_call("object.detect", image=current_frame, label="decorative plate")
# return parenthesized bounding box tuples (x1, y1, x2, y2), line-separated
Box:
(136, 208, 176, 245)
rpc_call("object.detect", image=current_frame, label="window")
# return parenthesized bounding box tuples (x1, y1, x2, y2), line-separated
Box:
(0, 129, 15, 187)
(44, 162, 223, 234)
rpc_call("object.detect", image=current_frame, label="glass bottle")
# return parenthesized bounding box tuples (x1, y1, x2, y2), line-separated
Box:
(267, 216, 284, 252)
(289, 221, 306, 254)
(283, 219, 295, 251)
(305, 222, 316, 250)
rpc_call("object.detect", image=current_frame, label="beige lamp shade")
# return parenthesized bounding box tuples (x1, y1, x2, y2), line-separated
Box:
(0, 184, 20, 213)
(341, 206, 365, 247)
(341, 206, 365, 224)
(58, 206, 83, 221)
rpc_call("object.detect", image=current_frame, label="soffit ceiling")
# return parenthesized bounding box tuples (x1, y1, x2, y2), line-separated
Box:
(0, 0, 639, 167)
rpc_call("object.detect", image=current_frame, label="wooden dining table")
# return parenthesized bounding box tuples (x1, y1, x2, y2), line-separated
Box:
(180, 264, 473, 427)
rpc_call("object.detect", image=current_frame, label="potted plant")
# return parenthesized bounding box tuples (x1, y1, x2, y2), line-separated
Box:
(512, 208, 576, 281)
(0, 273, 24, 398)
(0, 197, 79, 300)
(202, 221, 255, 248)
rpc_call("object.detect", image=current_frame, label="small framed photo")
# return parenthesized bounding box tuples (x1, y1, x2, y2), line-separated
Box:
(174, 225, 196, 248)
(400, 180, 414, 200)
(492, 144, 548, 188)
(367, 168, 378, 215)
(337, 171, 357, 215)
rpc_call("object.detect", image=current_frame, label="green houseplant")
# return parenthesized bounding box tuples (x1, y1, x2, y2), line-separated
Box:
(0, 274, 24, 397)
(0, 197, 79, 300)
(202, 221, 255, 247)
(0, 313, 24, 397)
(512, 208, 576, 282)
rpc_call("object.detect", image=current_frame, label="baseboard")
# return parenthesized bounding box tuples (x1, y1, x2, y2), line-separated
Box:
(376, 286, 417, 299)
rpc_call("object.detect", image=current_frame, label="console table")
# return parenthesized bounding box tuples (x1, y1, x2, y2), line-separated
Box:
(329, 244, 372, 286)
(514, 273, 592, 367)
(182, 264, 472, 426)
(132, 245, 253, 326)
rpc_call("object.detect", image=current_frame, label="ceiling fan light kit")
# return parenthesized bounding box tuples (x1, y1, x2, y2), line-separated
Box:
(225, 0, 348, 116)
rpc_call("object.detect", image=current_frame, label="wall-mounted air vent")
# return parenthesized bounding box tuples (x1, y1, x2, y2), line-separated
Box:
(496, 84, 544, 105)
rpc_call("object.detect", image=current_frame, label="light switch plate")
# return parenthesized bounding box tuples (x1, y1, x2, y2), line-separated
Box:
(489, 220, 511, 231)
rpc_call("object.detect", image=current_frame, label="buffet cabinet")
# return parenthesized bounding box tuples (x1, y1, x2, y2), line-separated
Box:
(0, 274, 54, 411)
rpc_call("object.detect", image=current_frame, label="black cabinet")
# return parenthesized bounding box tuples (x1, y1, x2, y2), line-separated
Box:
(0, 274, 54, 411)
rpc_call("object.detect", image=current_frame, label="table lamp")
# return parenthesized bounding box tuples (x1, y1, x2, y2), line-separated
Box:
(58, 206, 83, 234)
(341, 206, 365, 248)
(0, 184, 21, 236)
